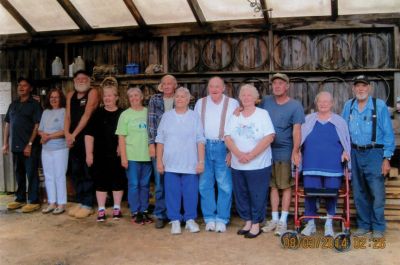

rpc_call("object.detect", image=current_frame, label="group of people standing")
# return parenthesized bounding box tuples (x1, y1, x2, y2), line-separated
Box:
(2, 71, 394, 240)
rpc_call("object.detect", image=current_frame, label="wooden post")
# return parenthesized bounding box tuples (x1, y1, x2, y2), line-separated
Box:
(162, 35, 168, 73)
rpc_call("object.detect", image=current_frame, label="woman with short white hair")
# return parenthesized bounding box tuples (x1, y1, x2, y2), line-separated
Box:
(300, 91, 350, 237)
(156, 87, 205, 235)
(225, 84, 275, 238)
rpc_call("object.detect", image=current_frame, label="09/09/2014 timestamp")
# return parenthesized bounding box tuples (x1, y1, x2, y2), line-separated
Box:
(281, 235, 386, 250)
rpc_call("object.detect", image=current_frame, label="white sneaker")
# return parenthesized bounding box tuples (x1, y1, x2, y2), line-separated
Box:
(205, 221, 216, 231)
(324, 223, 334, 237)
(261, 220, 278, 233)
(274, 221, 287, 236)
(170, 220, 181, 235)
(301, 222, 316, 236)
(185, 219, 200, 233)
(215, 222, 226, 233)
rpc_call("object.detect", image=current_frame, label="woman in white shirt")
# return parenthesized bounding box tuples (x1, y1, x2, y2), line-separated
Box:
(225, 84, 275, 238)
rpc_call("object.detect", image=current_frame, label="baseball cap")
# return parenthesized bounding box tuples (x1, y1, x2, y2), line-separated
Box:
(271, 73, 289, 83)
(353, 75, 369, 85)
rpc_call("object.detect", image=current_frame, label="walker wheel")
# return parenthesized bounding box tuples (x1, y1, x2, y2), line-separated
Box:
(280, 230, 299, 250)
(333, 233, 351, 252)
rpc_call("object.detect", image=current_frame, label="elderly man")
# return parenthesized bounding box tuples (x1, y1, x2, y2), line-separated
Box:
(3, 77, 42, 213)
(261, 73, 305, 236)
(65, 70, 99, 218)
(148, 74, 178, 228)
(194, 76, 239, 232)
(342, 75, 394, 239)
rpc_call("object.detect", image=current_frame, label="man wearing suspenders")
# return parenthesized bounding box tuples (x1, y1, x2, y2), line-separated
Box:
(194, 77, 239, 232)
(342, 75, 395, 239)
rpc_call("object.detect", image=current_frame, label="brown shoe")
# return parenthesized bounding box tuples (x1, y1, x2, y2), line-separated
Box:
(74, 207, 94, 219)
(21, 204, 40, 213)
(68, 205, 81, 217)
(7, 201, 26, 210)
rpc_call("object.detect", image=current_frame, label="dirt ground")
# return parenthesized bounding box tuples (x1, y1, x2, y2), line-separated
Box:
(0, 195, 399, 265)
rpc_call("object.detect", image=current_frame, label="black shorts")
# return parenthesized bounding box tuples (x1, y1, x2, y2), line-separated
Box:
(91, 155, 126, 192)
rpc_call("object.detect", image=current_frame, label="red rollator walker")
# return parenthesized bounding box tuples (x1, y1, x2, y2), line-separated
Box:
(280, 162, 352, 252)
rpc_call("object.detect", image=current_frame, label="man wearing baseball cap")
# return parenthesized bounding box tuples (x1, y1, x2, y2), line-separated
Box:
(261, 73, 305, 236)
(342, 75, 394, 239)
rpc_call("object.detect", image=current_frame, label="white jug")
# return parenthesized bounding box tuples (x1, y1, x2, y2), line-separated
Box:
(52, 56, 63, 76)
(74, 56, 85, 72)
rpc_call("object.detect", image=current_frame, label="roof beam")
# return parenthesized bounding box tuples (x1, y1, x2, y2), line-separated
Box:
(123, 0, 147, 28)
(57, 0, 92, 31)
(331, 0, 338, 21)
(187, 0, 206, 27)
(0, 0, 36, 34)
(259, 0, 269, 24)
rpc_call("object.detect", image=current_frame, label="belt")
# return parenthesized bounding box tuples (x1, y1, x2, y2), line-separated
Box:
(351, 143, 384, 150)
(206, 139, 224, 143)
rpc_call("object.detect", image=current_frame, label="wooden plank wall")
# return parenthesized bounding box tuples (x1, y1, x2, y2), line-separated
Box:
(1, 27, 400, 227)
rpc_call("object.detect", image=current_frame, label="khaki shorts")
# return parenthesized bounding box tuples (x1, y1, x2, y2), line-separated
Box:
(270, 161, 294, 189)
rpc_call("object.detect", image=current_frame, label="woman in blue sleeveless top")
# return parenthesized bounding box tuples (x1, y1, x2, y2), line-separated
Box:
(300, 91, 351, 237)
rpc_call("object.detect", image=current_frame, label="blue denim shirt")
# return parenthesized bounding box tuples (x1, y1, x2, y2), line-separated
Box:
(342, 96, 395, 158)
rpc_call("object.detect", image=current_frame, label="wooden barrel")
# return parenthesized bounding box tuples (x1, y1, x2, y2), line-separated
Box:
(169, 40, 200, 72)
(201, 38, 234, 71)
(287, 77, 311, 113)
(350, 33, 388, 69)
(274, 35, 308, 70)
(240, 78, 269, 100)
(235, 36, 268, 70)
(315, 34, 350, 70)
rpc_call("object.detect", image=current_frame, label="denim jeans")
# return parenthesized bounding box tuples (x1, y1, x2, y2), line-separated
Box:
(152, 157, 167, 219)
(231, 166, 271, 224)
(351, 148, 386, 232)
(126, 161, 152, 214)
(13, 150, 40, 203)
(164, 172, 199, 221)
(199, 140, 232, 224)
(69, 153, 94, 207)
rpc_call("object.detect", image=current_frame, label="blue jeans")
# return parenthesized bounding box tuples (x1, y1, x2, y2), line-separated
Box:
(152, 158, 167, 219)
(13, 150, 40, 203)
(232, 167, 271, 223)
(126, 161, 152, 214)
(351, 148, 386, 232)
(164, 172, 199, 221)
(303, 175, 342, 218)
(199, 140, 232, 224)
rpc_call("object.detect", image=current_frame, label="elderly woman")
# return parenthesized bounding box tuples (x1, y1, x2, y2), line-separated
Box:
(225, 84, 275, 238)
(39, 88, 68, 215)
(300, 91, 350, 237)
(85, 77, 125, 222)
(116, 87, 152, 224)
(156, 87, 205, 235)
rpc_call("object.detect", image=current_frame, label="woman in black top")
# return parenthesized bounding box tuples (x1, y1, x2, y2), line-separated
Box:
(85, 77, 125, 222)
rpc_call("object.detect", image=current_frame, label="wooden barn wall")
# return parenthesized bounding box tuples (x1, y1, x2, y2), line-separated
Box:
(0, 28, 398, 192)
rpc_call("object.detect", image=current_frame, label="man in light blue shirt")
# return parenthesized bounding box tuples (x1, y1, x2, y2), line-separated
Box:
(342, 75, 395, 239)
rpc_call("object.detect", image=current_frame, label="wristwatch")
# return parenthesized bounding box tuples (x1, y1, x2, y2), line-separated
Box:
(384, 156, 391, 161)
(28, 142, 33, 146)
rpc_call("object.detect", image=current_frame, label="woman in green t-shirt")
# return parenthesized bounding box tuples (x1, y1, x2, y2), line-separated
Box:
(116, 87, 152, 225)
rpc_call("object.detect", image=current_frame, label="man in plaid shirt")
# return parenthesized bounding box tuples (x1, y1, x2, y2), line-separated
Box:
(148, 74, 177, 228)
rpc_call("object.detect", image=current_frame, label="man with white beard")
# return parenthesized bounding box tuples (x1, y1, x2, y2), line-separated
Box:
(342, 75, 394, 239)
(65, 70, 99, 218)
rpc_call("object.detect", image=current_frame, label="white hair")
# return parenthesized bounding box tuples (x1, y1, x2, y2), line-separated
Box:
(239, 84, 259, 100)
